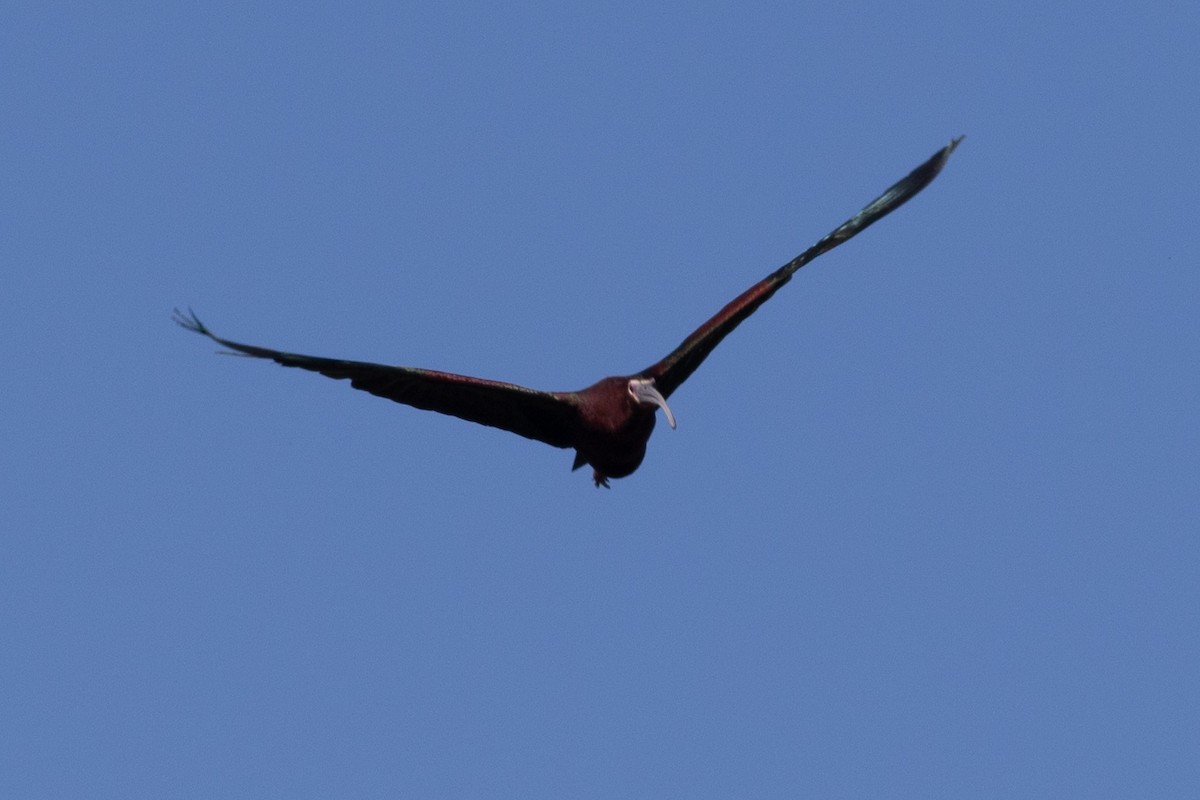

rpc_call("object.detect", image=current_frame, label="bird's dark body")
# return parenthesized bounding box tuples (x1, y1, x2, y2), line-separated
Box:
(568, 376, 659, 486)
(176, 138, 960, 486)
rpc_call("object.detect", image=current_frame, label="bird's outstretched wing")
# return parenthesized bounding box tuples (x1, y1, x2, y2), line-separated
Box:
(641, 137, 961, 399)
(174, 309, 581, 448)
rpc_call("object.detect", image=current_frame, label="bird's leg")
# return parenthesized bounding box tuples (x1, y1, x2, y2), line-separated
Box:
(592, 470, 611, 489)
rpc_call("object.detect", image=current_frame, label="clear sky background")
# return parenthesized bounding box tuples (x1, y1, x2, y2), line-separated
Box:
(4, 2, 1197, 797)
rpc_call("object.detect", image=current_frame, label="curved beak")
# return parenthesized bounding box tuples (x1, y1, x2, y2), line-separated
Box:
(630, 379, 676, 429)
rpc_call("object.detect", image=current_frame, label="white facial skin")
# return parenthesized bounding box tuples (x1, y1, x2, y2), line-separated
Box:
(628, 378, 676, 429)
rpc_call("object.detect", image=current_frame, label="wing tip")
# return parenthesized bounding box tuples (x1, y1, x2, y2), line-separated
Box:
(932, 135, 965, 174)
(173, 307, 252, 357)
(172, 306, 210, 336)
(875, 134, 964, 216)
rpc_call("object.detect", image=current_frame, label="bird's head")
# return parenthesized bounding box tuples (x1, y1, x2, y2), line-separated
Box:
(627, 378, 676, 429)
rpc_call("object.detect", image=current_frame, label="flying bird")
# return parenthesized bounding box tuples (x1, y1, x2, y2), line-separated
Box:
(177, 137, 960, 487)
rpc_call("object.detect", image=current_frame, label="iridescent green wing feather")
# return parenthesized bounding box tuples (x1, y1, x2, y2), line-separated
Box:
(642, 138, 961, 399)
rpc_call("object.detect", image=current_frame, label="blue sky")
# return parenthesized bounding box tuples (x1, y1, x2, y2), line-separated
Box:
(3, 2, 1197, 797)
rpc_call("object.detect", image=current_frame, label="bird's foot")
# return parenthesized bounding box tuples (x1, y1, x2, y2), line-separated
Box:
(592, 471, 610, 489)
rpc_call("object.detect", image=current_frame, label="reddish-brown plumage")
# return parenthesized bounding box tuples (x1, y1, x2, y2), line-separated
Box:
(176, 138, 959, 487)
(568, 377, 660, 487)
